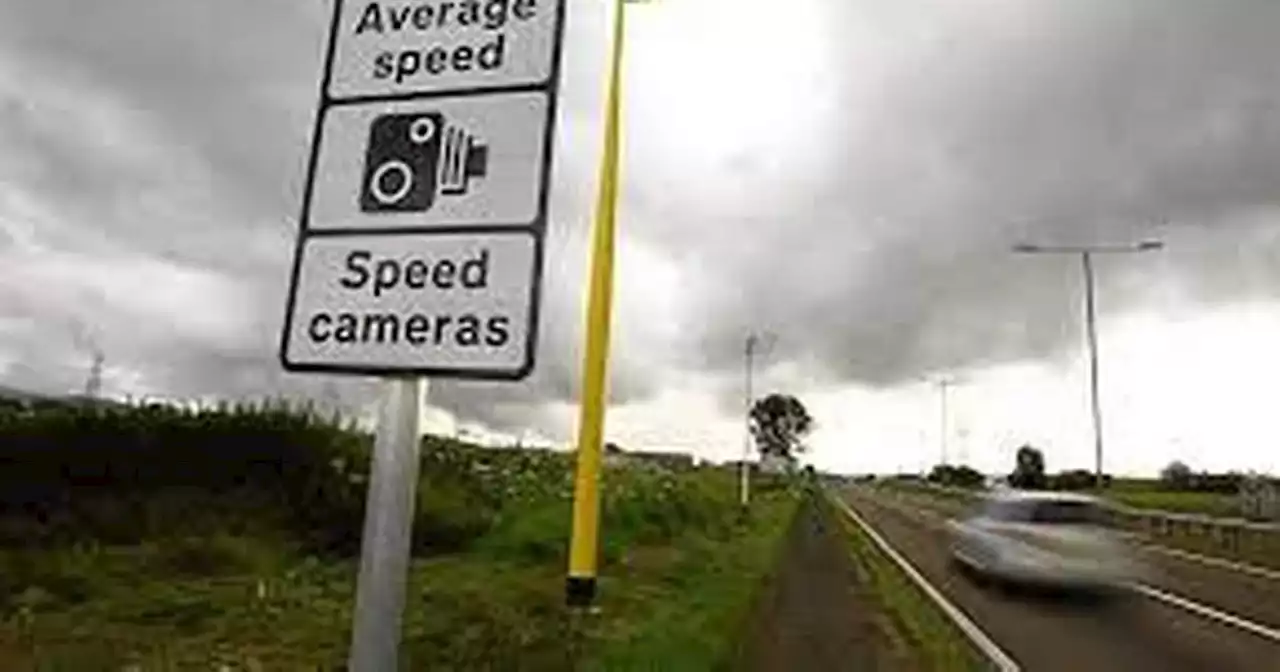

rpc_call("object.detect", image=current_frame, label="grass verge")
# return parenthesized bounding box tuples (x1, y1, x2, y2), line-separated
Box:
(582, 486, 800, 670)
(0, 481, 800, 670)
(1106, 489, 1238, 517)
(0, 401, 805, 668)
(825, 496, 986, 672)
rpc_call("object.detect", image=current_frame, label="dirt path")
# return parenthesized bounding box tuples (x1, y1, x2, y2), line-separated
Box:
(735, 496, 903, 671)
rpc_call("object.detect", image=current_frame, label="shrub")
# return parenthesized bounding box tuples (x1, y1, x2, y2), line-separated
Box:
(0, 401, 369, 555)
(476, 499, 571, 563)
(413, 480, 494, 554)
(1049, 470, 1097, 491)
(0, 547, 107, 610)
(0, 401, 748, 571)
(149, 533, 274, 578)
(927, 464, 985, 489)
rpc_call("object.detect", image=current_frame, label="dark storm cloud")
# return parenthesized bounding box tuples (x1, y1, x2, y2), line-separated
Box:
(686, 1, 1280, 392)
(0, 0, 657, 436)
(0, 0, 323, 222)
(5, 0, 1280, 438)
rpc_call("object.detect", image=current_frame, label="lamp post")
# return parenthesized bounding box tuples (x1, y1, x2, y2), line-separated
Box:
(1012, 240, 1163, 490)
(742, 332, 774, 506)
(921, 375, 964, 469)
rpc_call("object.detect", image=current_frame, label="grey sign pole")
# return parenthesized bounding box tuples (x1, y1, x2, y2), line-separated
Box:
(347, 378, 426, 672)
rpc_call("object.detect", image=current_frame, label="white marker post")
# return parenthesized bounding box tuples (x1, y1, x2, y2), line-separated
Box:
(348, 378, 425, 671)
(279, 0, 567, 668)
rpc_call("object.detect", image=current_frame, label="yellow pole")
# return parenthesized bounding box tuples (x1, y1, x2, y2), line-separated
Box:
(566, 0, 627, 608)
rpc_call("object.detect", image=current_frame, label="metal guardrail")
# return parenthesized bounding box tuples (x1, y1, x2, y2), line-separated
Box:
(888, 480, 1280, 526)
(1109, 506, 1280, 533)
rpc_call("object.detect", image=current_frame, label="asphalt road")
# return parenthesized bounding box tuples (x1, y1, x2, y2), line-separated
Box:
(875, 485, 1280, 637)
(842, 487, 1280, 672)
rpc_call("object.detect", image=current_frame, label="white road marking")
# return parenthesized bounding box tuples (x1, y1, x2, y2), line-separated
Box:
(1121, 536, 1280, 582)
(828, 493, 1022, 672)
(1131, 583, 1280, 644)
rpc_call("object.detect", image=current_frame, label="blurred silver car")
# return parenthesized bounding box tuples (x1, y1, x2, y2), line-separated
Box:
(947, 490, 1144, 593)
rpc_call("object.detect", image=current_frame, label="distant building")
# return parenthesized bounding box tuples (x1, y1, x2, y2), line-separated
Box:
(602, 442, 694, 471)
(760, 452, 791, 475)
(1239, 474, 1280, 521)
(0, 384, 128, 412)
(632, 450, 695, 471)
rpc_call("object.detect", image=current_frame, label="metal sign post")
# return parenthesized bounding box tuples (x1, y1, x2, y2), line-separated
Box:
(279, 0, 567, 667)
(348, 378, 426, 671)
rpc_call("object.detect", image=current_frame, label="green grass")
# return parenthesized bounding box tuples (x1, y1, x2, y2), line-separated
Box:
(0, 545, 564, 670)
(0, 402, 806, 668)
(826, 497, 985, 672)
(583, 487, 798, 670)
(1106, 487, 1239, 517)
(0, 489, 800, 670)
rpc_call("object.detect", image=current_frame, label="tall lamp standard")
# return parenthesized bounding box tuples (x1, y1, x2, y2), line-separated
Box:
(1012, 240, 1164, 490)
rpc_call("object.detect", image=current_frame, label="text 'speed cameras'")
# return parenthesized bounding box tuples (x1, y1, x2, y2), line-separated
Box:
(359, 112, 489, 213)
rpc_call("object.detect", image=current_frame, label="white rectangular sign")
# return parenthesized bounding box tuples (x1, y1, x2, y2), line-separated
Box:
(283, 231, 538, 375)
(309, 92, 549, 231)
(328, 0, 562, 100)
(281, 0, 563, 379)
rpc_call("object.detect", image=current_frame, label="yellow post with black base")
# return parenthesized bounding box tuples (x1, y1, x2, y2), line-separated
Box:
(565, 0, 629, 608)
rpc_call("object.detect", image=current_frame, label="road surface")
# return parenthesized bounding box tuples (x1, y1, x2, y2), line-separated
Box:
(874, 485, 1280, 640)
(842, 486, 1280, 671)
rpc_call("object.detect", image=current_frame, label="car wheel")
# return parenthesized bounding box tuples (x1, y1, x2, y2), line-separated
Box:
(1096, 584, 1139, 613)
(951, 549, 991, 585)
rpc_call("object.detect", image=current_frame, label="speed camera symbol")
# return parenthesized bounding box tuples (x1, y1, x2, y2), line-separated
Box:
(359, 112, 489, 214)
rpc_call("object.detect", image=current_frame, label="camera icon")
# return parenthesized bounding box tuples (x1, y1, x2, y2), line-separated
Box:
(359, 112, 489, 213)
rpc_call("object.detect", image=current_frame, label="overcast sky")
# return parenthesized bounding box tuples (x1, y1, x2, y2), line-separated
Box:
(3, 0, 1280, 476)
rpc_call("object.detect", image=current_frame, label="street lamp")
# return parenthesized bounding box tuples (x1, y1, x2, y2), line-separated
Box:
(1012, 239, 1164, 490)
(742, 332, 775, 507)
(921, 375, 965, 469)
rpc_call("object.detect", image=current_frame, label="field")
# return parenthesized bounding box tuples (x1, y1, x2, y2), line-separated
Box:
(1107, 479, 1240, 517)
(0, 400, 800, 669)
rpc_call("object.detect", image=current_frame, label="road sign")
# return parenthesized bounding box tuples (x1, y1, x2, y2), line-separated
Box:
(280, 0, 566, 378)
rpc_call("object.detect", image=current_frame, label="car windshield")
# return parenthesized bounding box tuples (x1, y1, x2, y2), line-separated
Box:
(1028, 500, 1101, 525)
(984, 499, 1102, 525)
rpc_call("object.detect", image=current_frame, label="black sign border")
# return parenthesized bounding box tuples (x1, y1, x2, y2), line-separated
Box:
(278, 0, 567, 381)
